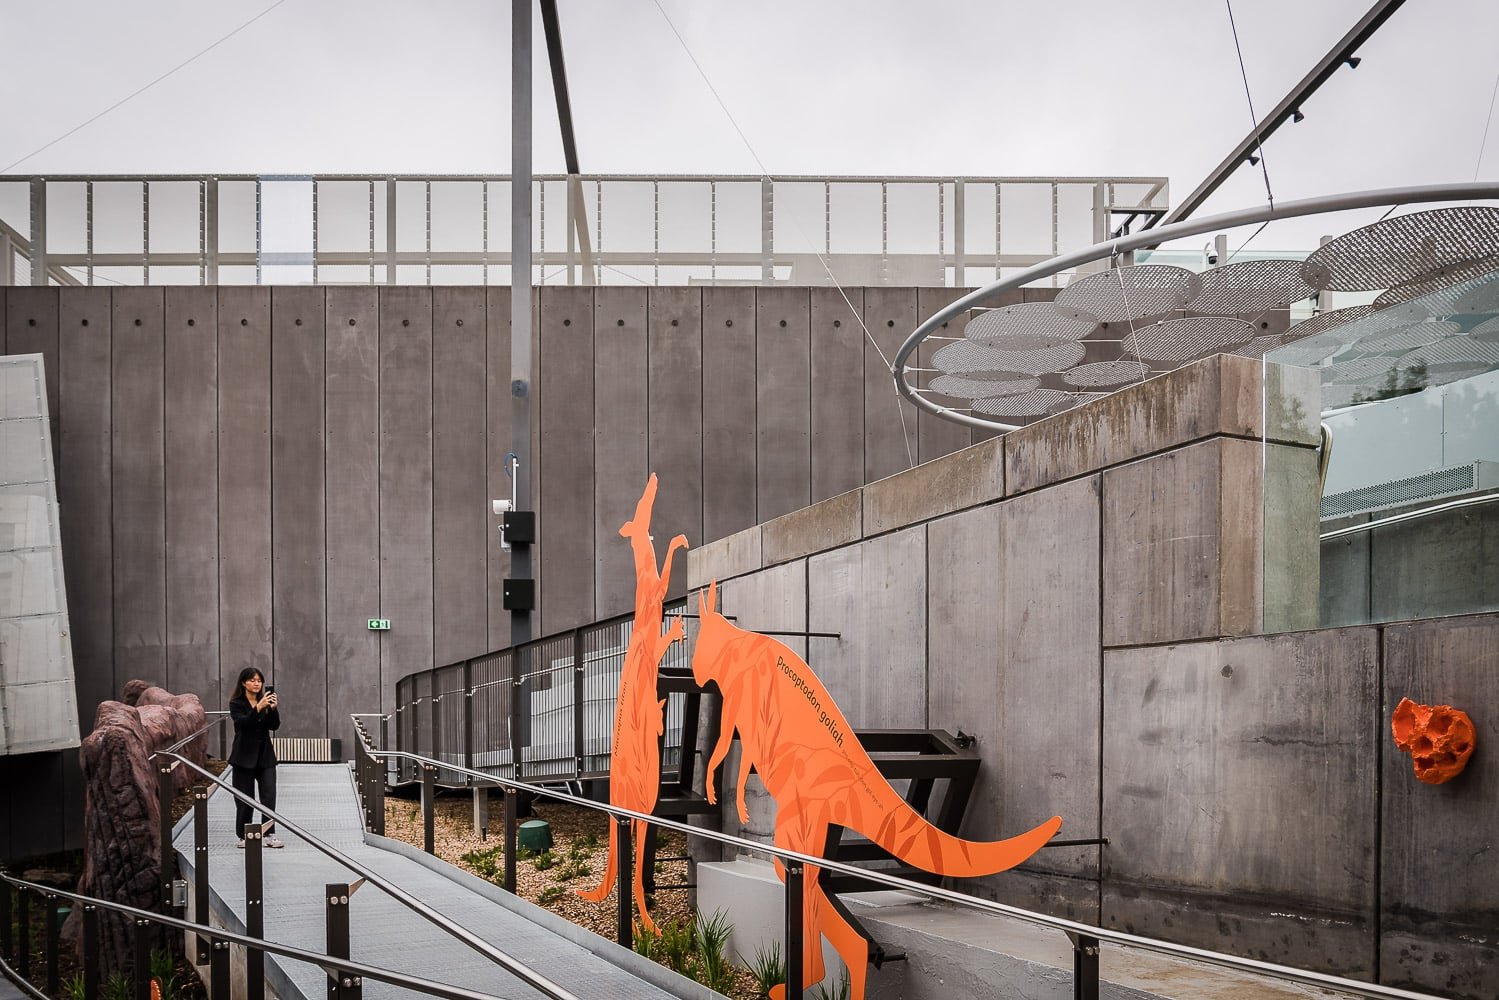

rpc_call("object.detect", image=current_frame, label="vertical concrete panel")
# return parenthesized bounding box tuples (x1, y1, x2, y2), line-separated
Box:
(1103, 630, 1379, 976)
(58, 289, 113, 727)
(271, 288, 327, 737)
(863, 287, 918, 484)
(325, 289, 381, 729)
(6, 288, 60, 470)
(163, 288, 219, 708)
(218, 288, 272, 691)
(379, 288, 435, 696)
(538, 286, 595, 631)
(702, 288, 756, 543)
(485, 287, 513, 647)
(594, 286, 649, 619)
(808, 527, 926, 728)
(809, 288, 863, 503)
(994, 476, 1102, 919)
(432, 287, 489, 664)
(646, 287, 703, 598)
(1102, 439, 1223, 646)
(915, 287, 973, 464)
(755, 287, 810, 523)
(1370, 503, 1499, 623)
(111, 288, 166, 689)
(1381, 614, 1499, 998)
(1320, 532, 1371, 628)
(1262, 441, 1320, 634)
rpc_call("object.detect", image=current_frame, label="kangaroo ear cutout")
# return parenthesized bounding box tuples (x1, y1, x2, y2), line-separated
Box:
(706, 578, 718, 613)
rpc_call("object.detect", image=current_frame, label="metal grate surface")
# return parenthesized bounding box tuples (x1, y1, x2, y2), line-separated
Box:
(1404, 337, 1499, 373)
(931, 339, 1085, 377)
(1326, 357, 1404, 384)
(1122, 316, 1257, 363)
(1321, 464, 1477, 519)
(1187, 258, 1315, 314)
(971, 388, 1077, 417)
(963, 302, 1098, 349)
(1226, 334, 1293, 359)
(1046, 391, 1108, 414)
(927, 374, 1039, 398)
(1055, 264, 1201, 322)
(1063, 359, 1153, 387)
(1352, 320, 1459, 354)
(1469, 314, 1499, 341)
(1280, 305, 1375, 344)
(1372, 257, 1499, 318)
(1301, 206, 1499, 292)
(1451, 272, 1499, 315)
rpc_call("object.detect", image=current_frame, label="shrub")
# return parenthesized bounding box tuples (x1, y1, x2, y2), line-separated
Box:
(747, 940, 785, 998)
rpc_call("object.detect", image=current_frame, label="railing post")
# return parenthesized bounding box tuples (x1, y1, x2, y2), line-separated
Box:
(193, 785, 210, 965)
(0, 875, 13, 966)
(211, 937, 231, 1000)
(29, 178, 47, 287)
(132, 917, 150, 1000)
(785, 862, 804, 1000)
(503, 787, 518, 894)
(430, 685, 441, 778)
(17, 885, 30, 980)
(510, 650, 525, 783)
(372, 741, 386, 837)
(44, 892, 59, 995)
(82, 904, 99, 1000)
(245, 823, 265, 1000)
(158, 765, 175, 910)
(573, 629, 585, 779)
(615, 817, 632, 950)
(463, 660, 475, 779)
(1068, 932, 1100, 1000)
(421, 764, 436, 855)
(326, 882, 361, 1000)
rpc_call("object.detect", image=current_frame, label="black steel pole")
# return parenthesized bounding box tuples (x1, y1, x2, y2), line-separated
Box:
(211, 938, 231, 1000)
(785, 863, 804, 999)
(82, 904, 99, 1000)
(615, 818, 632, 950)
(573, 629, 585, 779)
(17, 886, 30, 980)
(132, 917, 150, 1000)
(421, 765, 435, 856)
(503, 787, 518, 894)
(0, 876, 13, 967)
(326, 883, 350, 1000)
(158, 765, 174, 910)
(246, 824, 265, 1000)
(1070, 933, 1100, 1000)
(44, 892, 59, 995)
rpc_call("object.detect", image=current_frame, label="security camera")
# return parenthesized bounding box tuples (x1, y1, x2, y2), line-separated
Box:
(1204, 243, 1219, 266)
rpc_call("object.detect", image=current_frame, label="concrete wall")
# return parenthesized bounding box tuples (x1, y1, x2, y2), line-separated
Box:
(2, 284, 1005, 746)
(685, 354, 1499, 997)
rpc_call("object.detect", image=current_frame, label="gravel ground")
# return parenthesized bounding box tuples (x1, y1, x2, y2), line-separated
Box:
(382, 793, 765, 999)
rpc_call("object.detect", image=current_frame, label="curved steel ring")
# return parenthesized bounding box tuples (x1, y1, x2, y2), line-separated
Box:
(893, 182, 1499, 432)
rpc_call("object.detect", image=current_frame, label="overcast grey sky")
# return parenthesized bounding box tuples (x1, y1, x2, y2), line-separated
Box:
(3, 0, 1497, 252)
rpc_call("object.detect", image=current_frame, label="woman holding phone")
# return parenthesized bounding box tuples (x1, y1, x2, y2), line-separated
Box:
(228, 667, 284, 848)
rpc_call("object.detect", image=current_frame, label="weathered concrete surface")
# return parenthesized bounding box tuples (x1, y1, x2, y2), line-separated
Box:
(1005, 356, 1320, 497)
(1319, 529, 1373, 628)
(808, 527, 928, 729)
(861, 436, 1004, 536)
(1263, 443, 1321, 634)
(1368, 495, 1499, 624)
(1379, 613, 1499, 1000)
(995, 477, 1102, 895)
(761, 488, 861, 567)
(1102, 629, 1379, 977)
(687, 525, 762, 591)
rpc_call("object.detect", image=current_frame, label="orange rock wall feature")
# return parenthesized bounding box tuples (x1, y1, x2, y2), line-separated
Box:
(1392, 697, 1476, 784)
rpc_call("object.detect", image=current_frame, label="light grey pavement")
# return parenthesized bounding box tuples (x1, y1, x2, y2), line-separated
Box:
(173, 764, 710, 1000)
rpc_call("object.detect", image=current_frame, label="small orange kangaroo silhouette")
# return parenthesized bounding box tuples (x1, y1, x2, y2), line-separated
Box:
(577, 473, 688, 934)
(692, 579, 1062, 1000)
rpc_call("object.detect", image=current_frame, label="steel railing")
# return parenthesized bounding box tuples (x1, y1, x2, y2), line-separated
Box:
(348, 731, 1442, 1000)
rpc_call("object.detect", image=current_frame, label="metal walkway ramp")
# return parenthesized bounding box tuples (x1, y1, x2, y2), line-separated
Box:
(171, 764, 711, 1000)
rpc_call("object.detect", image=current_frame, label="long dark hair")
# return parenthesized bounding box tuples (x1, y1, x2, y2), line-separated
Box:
(231, 667, 265, 704)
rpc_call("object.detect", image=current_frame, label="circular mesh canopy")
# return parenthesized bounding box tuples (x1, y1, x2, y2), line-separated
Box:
(1055, 265, 1201, 322)
(1468, 315, 1499, 341)
(1327, 357, 1403, 384)
(1064, 360, 1153, 388)
(1280, 305, 1374, 344)
(963, 303, 1098, 349)
(931, 339, 1085, 378)
(1352, 321, 1460, 355)
(927, 374, 1040, 399)
(1122, 316, 1257, 364)
(972, 389, 1079, 418)
(1301, 206, 1499, 292)
(1187, 259, 1315, 314)
(1046, 391, 1109, 414)
(1226, 334, 1294, 359)
(1372, 257, 1499, 319)
(1404, 337, 1499, 371)
(1451, 272, 1499, 315)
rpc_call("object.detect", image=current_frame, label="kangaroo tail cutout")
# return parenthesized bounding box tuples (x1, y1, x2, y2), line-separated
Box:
(576, 837, 617, 903)
(864, 797, 1062, 876)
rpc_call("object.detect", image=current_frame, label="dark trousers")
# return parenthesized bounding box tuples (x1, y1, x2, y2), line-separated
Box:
(232, 764, 277, 838)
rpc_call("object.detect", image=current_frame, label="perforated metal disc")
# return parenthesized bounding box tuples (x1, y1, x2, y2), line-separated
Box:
(930, 340, 1085, 378)
(1187, 259, 1316, 314)
(971, 389, 1079, 418)
(1225, 334, 1292, 359)
(1468, 315, 1499, 341)
(1372, 257, 1499, 319)
(927, 374, 1040, 399)
(1450, 273, 1499, 315)
(1122, 316, 1257, 363)
(1300, 206, 1499, 292)
(963, 303, 1098, 349)
(1351, 321, 1459, 354)
(1063, 360, 1154, 388)
(1047, 391, 1109, 415)
(1280, 305, 1373, 344)
(1055, 265, 1201, 322)
(1327, 357, 1402, 384)
(1404, 337, 1499, 371)
(1271, 340, 1343, 366)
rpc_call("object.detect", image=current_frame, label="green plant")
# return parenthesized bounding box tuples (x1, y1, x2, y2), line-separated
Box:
(102, 972, 132, 1000)
(149, 947, 179, 1000)
(811, 972, 850, 1000)
(632, 919, 661, 962)
(459, 845, 505, 882)
(658, 916, 696, 975)
(537, 885, 566, 905)
(576, 832, 601, 852)
(557, 858, 592, 881)
(62, 972, 87, 1000)
(532, 849, 556, 871)
(693, 909, 735, 992)
(746, 940, 785, 998)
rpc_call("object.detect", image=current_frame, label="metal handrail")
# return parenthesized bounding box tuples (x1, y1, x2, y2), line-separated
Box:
(1320, 489, 1499, 540)
(352, 731, 1441, 1000)
(156, 711, 230, 758)
(0, 874, 529, 1000)
(152, 751, 578, 1000)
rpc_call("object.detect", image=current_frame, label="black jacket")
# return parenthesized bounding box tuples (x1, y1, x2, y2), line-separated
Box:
(228, 695, 281, 770)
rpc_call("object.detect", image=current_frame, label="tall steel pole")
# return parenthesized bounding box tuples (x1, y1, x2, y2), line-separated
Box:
(510, 0, 534, 647)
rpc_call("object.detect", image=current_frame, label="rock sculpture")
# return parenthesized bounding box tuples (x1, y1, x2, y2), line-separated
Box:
(1392, 697, 1477, 784)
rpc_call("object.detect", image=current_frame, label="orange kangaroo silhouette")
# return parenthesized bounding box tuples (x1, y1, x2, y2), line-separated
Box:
(577, 473, 688, 934)
(692, 579, 1062, 1000)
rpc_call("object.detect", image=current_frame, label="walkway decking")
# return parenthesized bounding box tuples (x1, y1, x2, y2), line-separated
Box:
(171, 764, 710, 1000)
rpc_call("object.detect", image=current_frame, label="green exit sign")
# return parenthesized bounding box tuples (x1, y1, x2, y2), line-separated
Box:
(368, 618, 391, 631)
